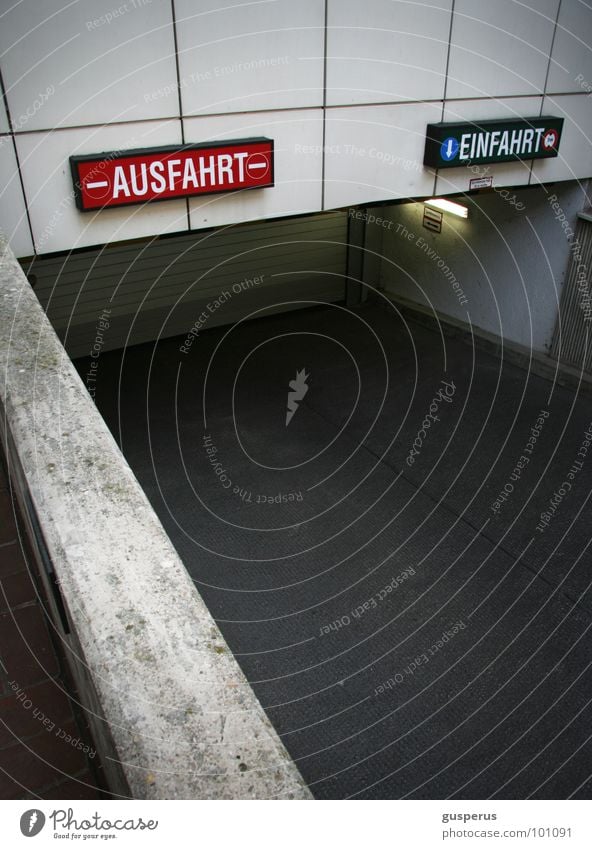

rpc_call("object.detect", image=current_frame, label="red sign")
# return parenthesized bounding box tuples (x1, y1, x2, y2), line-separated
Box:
(542, 128, 559, 151)
(70, 138, 274, 211)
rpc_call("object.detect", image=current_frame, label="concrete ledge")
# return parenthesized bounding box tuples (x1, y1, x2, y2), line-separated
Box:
(0, 235, 311, 800)
(383, 293, 592, 397)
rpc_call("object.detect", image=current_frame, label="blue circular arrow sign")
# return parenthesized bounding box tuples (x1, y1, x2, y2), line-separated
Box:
(440, 136, 460, 162)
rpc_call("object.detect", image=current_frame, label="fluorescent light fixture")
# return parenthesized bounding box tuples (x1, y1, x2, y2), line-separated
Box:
(424, 198, 469, 219)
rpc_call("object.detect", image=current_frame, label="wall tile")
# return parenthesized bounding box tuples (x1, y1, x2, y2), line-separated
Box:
(175, 0, 324, 115)
(546, 0, 592, 94)
(326, 0, 453, 106)
(0, 0, 178, 131)
(446, 0, 559, 99)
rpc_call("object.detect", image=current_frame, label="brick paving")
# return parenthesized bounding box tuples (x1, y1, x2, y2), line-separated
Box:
(0, 451, 111, 799)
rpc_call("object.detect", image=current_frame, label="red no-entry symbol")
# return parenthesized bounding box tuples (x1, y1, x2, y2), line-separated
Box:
(543, 129, 558, 150)
(246, 152, 270, 180)
(84, 174, 111, 199)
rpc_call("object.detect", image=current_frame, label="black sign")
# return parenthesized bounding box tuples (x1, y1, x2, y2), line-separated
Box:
(424, 116, 563, 169)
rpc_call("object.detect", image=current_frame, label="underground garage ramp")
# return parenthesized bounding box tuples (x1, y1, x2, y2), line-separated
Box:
(76, 299, 592, 800)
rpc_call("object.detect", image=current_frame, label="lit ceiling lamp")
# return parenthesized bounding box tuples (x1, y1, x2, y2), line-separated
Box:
(424, 198, 469, 219)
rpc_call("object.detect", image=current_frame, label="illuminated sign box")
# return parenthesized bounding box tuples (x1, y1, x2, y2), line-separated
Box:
(70, 138, 274, 211)
(424, 117, 563, 169)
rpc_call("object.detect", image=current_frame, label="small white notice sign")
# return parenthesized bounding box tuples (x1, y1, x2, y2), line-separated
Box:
(469, 176, 493, 190)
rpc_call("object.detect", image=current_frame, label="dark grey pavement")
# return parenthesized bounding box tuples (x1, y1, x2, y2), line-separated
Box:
(76, 300, 592, 799)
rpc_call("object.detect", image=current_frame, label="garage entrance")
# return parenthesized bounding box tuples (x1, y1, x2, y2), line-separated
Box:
(74, 291, 592, 800)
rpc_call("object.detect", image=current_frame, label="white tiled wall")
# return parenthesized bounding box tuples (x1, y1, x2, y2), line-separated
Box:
(546, 0, 592, 94)
(0, 0, 590, 258)
(446, 0, 559, 99)
(531, 94, 592, 185)
(0, 0, 178, 131)
(184, 110, 324, 230)
(324, 103, 441, 208)
(325, 0, 453, 106)
(0, 141, 34, 257)
(175, 0, 325, 115)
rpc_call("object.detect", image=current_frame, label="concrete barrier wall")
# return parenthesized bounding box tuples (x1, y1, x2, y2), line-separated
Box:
(0, 235, 311, 800)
